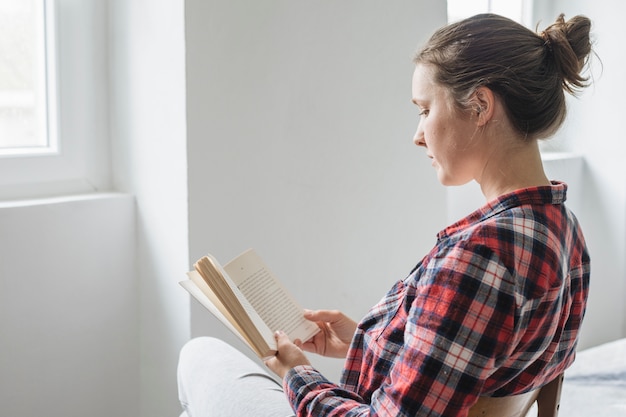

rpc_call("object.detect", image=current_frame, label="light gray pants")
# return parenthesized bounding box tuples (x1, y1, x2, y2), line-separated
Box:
(177, 337, 295, 417)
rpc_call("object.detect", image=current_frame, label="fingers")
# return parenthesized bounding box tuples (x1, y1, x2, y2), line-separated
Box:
(264, 331, 291, 378)
(263, 354, 282, 378)
(264, 331, 312, 379)
(304, 309, 345, 323)
(300, 338, 322, 354)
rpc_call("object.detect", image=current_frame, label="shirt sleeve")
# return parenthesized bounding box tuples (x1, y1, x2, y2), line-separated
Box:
(283, 242, 518, 416)
(284, 366, 371, 416)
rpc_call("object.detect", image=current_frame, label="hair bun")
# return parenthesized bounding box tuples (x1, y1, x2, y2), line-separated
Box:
(540, 14, 592, 94)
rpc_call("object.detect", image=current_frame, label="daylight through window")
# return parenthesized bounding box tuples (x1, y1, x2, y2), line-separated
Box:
(447, 0, 530, 25)
(0, 0, 57, 156)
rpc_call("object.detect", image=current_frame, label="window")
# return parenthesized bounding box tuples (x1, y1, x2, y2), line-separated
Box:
(0, 0, 57, 157)
(0, 0, 110, 201)
(447, 0, 532, 26)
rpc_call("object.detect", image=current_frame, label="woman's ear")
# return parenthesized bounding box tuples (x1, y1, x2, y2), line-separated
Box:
(470, 86, 496, 127)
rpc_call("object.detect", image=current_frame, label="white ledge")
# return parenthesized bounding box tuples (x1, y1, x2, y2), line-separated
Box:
(0, 192, 133, 209)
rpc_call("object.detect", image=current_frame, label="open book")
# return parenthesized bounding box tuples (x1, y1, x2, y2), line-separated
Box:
(180, 248, 320, 359)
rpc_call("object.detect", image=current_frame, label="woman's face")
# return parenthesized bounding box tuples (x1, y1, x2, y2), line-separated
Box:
(411, 64, 483, 186)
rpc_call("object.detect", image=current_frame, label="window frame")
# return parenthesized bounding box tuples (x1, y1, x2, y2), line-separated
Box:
(0, 0, 110, 201)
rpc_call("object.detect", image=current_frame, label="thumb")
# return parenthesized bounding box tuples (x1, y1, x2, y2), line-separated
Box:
(304, 309, 342, 323)
(274, 330, 291, 347)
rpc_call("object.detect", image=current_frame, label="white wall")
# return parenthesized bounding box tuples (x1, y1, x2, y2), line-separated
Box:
(0, 194, 138, 417)
(108, 1, 190, 416)
(185, 0, 448, 380)
(532, 0, 626, 346)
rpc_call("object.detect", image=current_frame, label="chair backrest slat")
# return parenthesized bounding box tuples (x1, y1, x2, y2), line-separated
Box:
(468, 374, 563, 417)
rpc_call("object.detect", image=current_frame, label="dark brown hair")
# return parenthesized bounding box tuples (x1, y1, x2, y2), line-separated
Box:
(414, 13, 593, 139)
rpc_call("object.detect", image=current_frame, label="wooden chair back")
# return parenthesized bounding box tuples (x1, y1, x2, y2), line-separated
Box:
(468, 374, 563, 417)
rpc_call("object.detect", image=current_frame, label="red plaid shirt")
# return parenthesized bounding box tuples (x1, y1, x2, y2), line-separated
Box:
(283, 182, 590, 416)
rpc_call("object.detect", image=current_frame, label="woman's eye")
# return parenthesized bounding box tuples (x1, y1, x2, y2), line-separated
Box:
(419, 109, 429, 117)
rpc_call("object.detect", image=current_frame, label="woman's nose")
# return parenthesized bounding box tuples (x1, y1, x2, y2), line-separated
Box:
(413, 125, 425, 147)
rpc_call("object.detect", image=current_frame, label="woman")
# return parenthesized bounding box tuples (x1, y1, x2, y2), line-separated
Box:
(178, 13, 592, 416)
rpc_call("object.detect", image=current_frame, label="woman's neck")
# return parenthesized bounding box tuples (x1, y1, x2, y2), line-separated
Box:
(477, 136, 551, 202)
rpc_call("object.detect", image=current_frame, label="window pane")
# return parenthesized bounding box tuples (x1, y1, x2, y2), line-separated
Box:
(490, 0, 524, 22)
(0, 0, 53, 154)
(447, 0, 489, 22)
(448, 0, 525, 24)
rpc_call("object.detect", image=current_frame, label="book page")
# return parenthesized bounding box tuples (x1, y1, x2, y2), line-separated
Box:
(179, 278, 255, 349)
(195, 254, 276, 354)
(224, 249, 319, 343)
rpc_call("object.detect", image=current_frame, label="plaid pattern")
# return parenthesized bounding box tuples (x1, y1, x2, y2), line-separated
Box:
(284, 182, 590, 416)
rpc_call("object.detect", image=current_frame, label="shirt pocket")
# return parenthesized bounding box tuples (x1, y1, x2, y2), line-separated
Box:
(359, 280, 408, 346)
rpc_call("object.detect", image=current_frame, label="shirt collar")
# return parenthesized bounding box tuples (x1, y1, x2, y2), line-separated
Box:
(438, 181, 568, 240)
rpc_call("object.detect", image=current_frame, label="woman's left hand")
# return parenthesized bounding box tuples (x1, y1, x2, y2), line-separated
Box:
(264, 330, 311, 379)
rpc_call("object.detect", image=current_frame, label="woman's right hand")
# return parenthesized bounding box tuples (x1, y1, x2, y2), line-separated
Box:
(298, 309, 357, 359)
